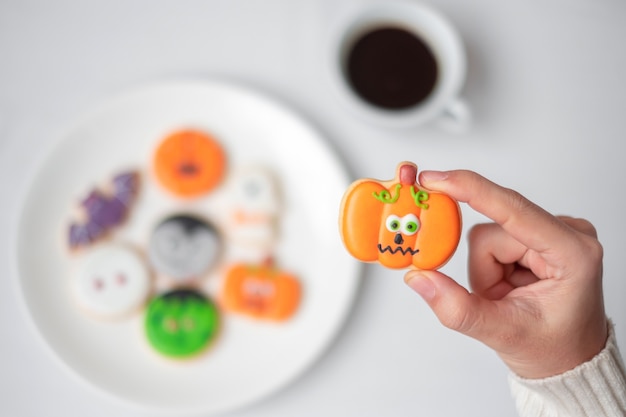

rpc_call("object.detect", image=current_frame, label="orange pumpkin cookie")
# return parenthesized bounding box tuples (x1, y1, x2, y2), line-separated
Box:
(153, 129, 226, 198)
(339, 162, 461, 270)
(221, 260, 301, 321)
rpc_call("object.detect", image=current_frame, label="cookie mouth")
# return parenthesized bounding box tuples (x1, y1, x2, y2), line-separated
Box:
(244, 296, 267, 313)
(377, 244, 419, 256)
(178, 163, 200, 176)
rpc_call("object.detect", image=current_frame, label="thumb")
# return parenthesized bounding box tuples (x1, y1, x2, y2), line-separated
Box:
(404, 270, 501, 341)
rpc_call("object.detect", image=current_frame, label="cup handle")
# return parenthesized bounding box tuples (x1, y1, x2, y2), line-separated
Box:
(435, 98, 471, 133)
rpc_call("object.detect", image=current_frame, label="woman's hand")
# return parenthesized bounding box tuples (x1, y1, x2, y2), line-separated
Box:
(404, 170, 608, 379)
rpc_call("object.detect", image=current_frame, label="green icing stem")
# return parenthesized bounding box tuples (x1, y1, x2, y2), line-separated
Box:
(372, 183, 401, 203)
(372, 184, 430, 209)
(410, 186, 430, 209)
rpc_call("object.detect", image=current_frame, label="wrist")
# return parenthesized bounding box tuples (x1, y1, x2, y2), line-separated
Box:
(509, 320, 626, 416)
(501, 317, 609, 379)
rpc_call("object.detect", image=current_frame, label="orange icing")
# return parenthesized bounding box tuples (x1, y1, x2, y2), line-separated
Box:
(221, 262, 301, 321)
(339, 162, 461, 270)
(153, 129, 226, 198)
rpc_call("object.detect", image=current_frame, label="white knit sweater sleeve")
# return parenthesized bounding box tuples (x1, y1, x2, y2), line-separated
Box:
(509, 322, 626, 417)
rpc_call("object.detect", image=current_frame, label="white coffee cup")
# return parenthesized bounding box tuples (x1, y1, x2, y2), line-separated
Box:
(329, 1, 470, 132)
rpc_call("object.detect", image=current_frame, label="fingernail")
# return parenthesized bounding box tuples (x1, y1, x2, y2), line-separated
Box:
(420, 170, 449, 183)
(405, 272, 436, 301)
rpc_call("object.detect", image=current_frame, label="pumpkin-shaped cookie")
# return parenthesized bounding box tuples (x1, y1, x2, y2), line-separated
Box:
(221, 261, 300, 321)
(339, 162, 461, 270)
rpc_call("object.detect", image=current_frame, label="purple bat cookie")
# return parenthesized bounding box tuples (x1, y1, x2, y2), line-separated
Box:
(81, 190, 125, 228)
(68, 221, 105, 249)
(68, 170, 140, 250)
(112, 171, 139, 206)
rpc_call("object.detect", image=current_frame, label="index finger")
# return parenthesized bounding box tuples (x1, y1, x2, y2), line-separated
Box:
(418, 170, 574, 253)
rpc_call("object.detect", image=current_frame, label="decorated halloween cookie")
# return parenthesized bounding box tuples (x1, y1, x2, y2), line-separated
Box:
(153, 129, 226, 198)
(72, 244, 151, 319)
(339, 162, 461, 270)
(226, 167, 281, 248)
(144, 289, 220, 359)
(68, 170, 140, 250)
(148, 214, 222, 281)
(221, 260, 301, 321)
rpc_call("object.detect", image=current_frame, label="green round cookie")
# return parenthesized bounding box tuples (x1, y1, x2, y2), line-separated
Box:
(144, 289, 219, 358)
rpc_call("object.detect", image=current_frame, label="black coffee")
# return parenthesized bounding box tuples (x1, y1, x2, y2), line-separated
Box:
(345, 27, 438, 110)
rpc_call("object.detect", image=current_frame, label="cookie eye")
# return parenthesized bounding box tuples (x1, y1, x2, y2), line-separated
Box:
(401, 214, 420, 236)
(164, 317, 178, 333)
(243, 280, 262, 295)
(385, 215, 402, 232)
(258, 283, 275, 297)
(181, 317, 196, 331)
(117, 273, 127, 285)
(244, 179, 261, 198)
(93, 277, 104, 291)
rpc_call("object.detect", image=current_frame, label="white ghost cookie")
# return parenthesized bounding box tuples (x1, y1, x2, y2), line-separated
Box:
(72, 244, 151, 320)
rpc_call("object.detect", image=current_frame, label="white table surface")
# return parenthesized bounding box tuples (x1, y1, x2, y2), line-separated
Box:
(1, 1, 625, 416)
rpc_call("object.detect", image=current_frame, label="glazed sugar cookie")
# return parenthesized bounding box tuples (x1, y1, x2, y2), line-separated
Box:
(153, 129, 226, 198)
(68, 170, 140, 250)
(148, 214, 222, 281)
(221, 261, 300, 321)
(144, 289, 220, 359)
(72, 244, 151, 319)
(226, 167, 281, 247)
(339, 162, 461, 270)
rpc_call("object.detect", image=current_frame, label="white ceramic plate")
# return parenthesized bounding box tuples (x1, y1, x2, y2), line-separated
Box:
(15, 80, 361, 415)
